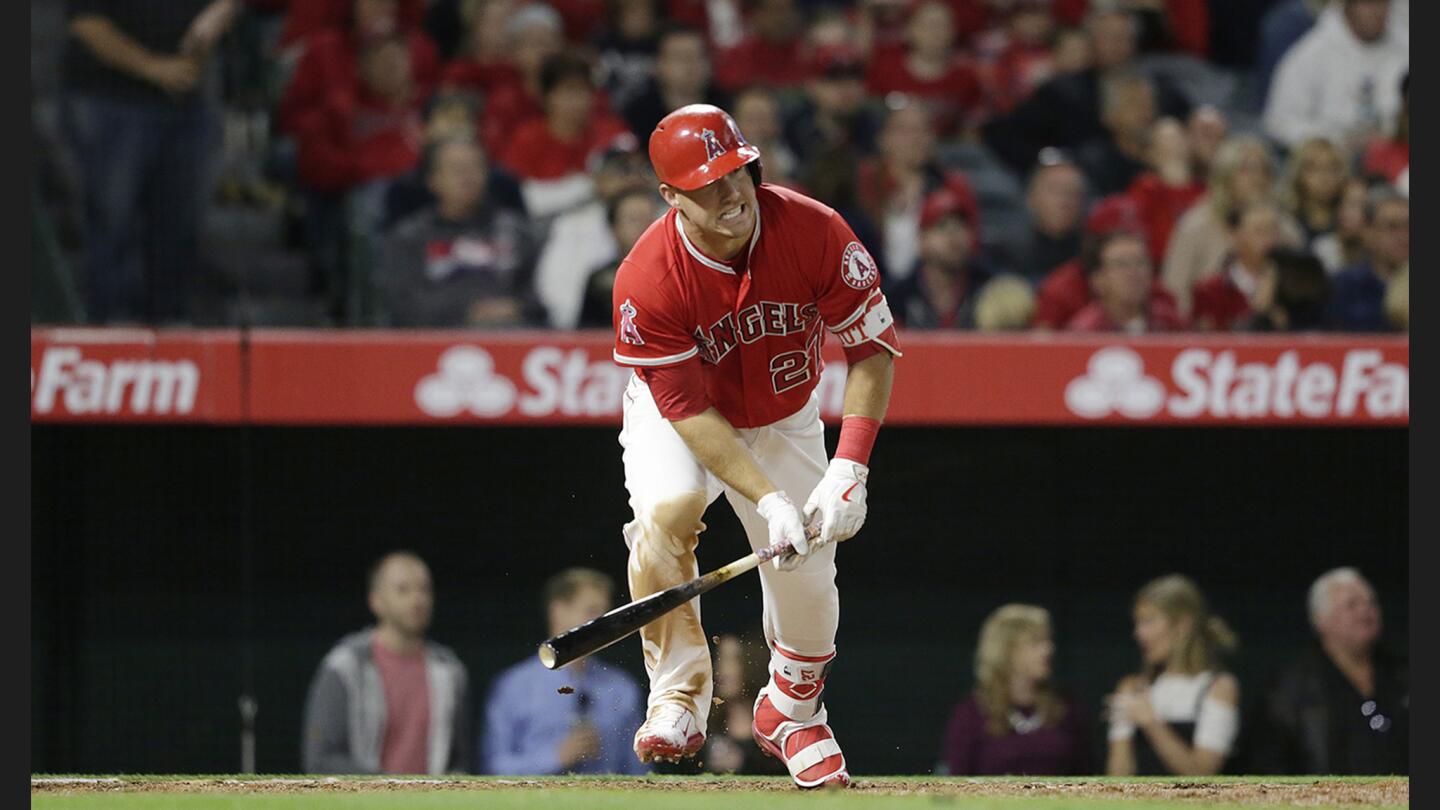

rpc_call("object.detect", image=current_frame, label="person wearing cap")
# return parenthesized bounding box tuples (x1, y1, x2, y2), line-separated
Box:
(885, 188, 1000, 329)
(609, 104, 902, 789)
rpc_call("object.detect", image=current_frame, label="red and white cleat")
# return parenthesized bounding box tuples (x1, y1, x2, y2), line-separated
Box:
(633, 702, 704, 764)
(750, 645, 850, 789)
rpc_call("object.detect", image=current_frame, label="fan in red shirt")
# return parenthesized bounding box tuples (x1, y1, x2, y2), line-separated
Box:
(435, 0, 524, 98)
(1124, 117, 1206, 265)
(1034, 193, 1178, 329)
(974, 0, 1062, 118)
(711, 0, 810, 91)
(1191, 202, 1284, 331)
(1362, 72, 1409, 186)
(1064, 230, 1185, 332)
(611, 105, 899, 790)
(474, 4, 617, 160)
(865, 0, 982, 136)
(498, 54, 637, 181)
(278, 0, 438, 137)
(297, 34, 426, 194)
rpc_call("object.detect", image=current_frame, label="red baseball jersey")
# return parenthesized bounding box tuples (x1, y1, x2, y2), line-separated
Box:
(612, 184, 901, 428)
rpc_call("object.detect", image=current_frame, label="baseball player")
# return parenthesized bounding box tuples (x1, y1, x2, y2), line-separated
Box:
(611, 104, 900, 789)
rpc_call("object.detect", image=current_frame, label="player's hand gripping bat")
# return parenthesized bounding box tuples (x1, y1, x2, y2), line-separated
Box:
(538, 528, 821, 670)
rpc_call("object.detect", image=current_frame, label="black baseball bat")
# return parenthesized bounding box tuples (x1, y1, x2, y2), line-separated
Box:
(538, 535, 807, 670)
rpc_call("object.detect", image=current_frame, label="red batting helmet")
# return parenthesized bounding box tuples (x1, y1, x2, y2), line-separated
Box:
(649, 104, 762, 191)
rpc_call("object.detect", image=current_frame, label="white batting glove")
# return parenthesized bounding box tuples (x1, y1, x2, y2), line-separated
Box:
(803, 459, 869, 548)
(756, 491, 810, 572)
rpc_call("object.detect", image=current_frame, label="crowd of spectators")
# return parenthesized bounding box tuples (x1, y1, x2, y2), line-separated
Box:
(40, 0, 1407, 332)
(935, 569, 1407, 778)
(302, 552, 1407, 776)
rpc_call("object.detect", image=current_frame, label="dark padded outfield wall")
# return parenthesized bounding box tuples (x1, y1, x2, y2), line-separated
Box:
(32, 425, 1408, 775)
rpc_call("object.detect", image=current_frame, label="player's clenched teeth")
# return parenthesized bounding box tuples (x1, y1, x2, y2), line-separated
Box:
(718, 204, 746, 224)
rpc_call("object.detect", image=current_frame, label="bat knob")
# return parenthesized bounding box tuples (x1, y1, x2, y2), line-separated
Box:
(538, 642, 560, 669)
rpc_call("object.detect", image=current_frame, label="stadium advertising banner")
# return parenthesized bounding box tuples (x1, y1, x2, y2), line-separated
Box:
(30, 328, 244, 423)
(31, 329, 1408, 426)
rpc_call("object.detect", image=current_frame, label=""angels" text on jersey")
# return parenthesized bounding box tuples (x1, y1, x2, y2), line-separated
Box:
(692, 301, 821, 366)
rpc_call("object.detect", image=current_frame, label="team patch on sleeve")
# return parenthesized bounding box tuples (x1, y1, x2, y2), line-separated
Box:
(839, 242, 879, 290)
(830, 291, 902, 356)
(618, 298, 645, 346)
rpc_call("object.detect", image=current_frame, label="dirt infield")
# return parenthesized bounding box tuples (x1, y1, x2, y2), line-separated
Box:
(31, 775, 1409, 806)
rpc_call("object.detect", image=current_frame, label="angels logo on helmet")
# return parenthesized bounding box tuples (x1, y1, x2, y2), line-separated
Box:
(701, 128, 726, 162)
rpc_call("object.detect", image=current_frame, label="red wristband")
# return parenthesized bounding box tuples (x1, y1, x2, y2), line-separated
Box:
(835, 415, 881, 466)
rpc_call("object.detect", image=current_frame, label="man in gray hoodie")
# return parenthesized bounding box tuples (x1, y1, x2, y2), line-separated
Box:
(302, 551, 472, 774)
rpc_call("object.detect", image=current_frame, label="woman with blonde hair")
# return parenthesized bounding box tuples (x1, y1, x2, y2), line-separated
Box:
(1106, 575, 1240, 776)
(940, 605, 1088, 775)
(972, 275, 1037, 331)
(1160, 136, 1302, 316)
(1278, 137, 1350, 244)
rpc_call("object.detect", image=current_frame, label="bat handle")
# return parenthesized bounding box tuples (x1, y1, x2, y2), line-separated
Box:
(756, 526, 822, 564)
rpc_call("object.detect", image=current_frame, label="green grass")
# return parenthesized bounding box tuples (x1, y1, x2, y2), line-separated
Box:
(30, 775, 1410, 810)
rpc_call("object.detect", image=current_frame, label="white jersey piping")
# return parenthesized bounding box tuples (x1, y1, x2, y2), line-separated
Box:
(613, 346, 700, 366)
(674, 205, 763, 275)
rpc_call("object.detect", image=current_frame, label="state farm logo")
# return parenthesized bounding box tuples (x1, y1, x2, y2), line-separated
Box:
(414, 345, 634, 419)
(414, 346, 517, 417)
(32, 346, 199, 415)
(1065, 347, 1407, 421)
(1065, 347, 1165, 418)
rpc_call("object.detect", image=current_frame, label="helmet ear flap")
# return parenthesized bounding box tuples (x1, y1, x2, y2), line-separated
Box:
(747, 160, 764, 188)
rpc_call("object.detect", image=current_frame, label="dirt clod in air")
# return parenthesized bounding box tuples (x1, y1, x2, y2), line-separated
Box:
(557, 686, 575, 694)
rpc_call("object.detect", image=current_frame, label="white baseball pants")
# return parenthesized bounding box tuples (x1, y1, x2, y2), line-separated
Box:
(618, 372, 839, 733)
